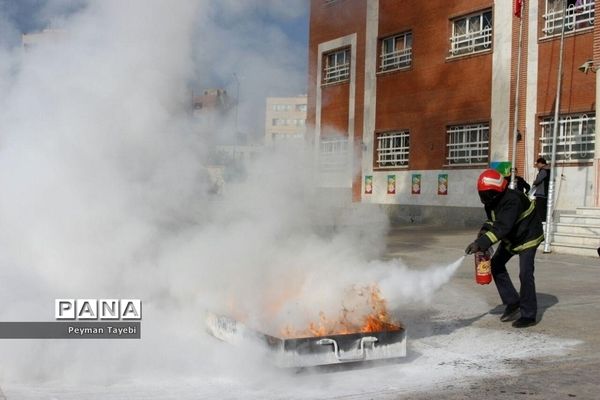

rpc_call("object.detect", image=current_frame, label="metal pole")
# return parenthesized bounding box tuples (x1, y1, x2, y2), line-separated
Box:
(543, 1, 567, 253)
(233, 73, 240, 135)
(509, 0, 525, 190)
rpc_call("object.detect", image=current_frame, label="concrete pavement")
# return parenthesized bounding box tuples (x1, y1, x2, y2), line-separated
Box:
(384, 224, 600, 400)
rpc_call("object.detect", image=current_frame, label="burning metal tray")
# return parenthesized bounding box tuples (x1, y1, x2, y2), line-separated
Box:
(206, 312, 407, 368)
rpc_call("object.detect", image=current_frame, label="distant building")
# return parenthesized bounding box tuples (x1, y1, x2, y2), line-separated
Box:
(265, 96, 307, 146)
(192, 89, 232, 114)
(192, 88, 233, 123)
(22, 28, 66, 50)
(191, 88, 238, 146)
(193, 88, 262, 190)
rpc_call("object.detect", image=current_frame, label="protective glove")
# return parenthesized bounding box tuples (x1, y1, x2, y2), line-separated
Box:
(465, 241, 480, 255)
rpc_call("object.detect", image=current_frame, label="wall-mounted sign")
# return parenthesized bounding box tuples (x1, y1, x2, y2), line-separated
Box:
(411, 174, 421, 194)
(490, 161, 512, 176)
(387, 175, 396, 194)
(364, 175, 373, 194)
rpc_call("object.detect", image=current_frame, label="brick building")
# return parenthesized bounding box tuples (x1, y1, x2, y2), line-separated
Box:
(308, 0, 598, 221)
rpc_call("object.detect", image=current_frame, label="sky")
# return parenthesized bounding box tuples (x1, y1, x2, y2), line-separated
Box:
(0, 0, 310, 104)
(0, 0, 309, 54)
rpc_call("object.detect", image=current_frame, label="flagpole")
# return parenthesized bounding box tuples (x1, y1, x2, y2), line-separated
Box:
(543, 0, 567, 253)
(509, 0, 525, 189)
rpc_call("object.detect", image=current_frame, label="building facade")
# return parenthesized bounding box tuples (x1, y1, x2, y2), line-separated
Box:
(308, 0, 598, 218)
(265, 96, 308, 146)
(22, 28, 66, 50)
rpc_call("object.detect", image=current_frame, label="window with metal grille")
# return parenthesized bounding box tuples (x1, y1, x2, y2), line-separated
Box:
(539, 113, 595, 161)
(323, 48, 350, 85)
(380, 32, 412, 71)
(446, 123, 489, 165)
(449, 10, 493, 57)
(375, 131, 409, 168)
(319, 137, 349, 171)
(543, 0, 595, 37)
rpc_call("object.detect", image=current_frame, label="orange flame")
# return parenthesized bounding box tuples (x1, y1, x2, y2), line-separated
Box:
(280, 284, 401, 338)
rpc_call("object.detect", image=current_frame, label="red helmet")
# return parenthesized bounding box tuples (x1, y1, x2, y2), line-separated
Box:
(477, 169, 507, 192)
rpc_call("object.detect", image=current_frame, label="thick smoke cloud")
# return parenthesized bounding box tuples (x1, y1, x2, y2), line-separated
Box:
(0, 0, 461, 386)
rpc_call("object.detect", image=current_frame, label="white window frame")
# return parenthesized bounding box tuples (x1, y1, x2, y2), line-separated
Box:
(380, 32, 412, 71)
(319, 137, 349, 171)
(323, 48, 350, 85)
(543, 0, 595, 37)
(539, 113, 595, 162)
(449, 10, 493, 57)
(446, 123, 489, 166)
(375, 131, 409, 169)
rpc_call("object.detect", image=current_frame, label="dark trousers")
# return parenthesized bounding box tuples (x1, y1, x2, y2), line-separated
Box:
(491, 245, 538, 320)
(535, 196, 547, 222)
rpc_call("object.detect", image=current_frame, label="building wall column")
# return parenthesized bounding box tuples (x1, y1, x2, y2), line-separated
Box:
(595, 16, 600, 206)
(490, 0, 513, 162)
(525, 0, 539, 182)
(361, 0, 379, 200)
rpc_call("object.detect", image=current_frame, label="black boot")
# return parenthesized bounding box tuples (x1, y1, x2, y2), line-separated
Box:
(500, 303, 520, 322)
(512, 317, 537, 328)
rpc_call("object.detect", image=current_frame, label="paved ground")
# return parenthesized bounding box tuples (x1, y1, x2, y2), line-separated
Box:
(1, 224, 598, 399)
(385, 224, 600, 400)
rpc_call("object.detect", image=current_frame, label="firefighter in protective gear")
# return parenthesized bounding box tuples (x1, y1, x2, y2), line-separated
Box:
(465, 169, 544, 328)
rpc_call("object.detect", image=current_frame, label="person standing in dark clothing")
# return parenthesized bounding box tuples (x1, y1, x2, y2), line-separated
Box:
(505, 168, 531, 194)
(465, 169, 544, 328)
(532, 157, 551, 222)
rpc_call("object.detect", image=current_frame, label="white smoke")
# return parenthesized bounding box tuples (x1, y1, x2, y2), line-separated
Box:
(0, 0, 465, 387)
(376, 256, 466, 307)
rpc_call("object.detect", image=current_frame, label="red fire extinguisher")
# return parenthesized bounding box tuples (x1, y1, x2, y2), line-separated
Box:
(474, 247, 494, 285)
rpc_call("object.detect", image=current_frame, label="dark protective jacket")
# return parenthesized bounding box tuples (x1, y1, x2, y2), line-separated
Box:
(504, 175, 531, 194)
(533, 166, 550, 198)
(475, 189, 544, 254)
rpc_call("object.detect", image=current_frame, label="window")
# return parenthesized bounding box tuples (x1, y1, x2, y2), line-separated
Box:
(375, 131, 409, 168)
(295, 104, 307, 112)
(380, 32, 412, 71)
(319, 137, 349, 171)
(449, 10, 493, 57)
(276, 104, 293, 111)
(543, 0, 595, 37)
(539, 113, 595, 161)
(323, 48, 350, 84)
(272, 132, 304, 143)
(446, 123, 489, 165)
(272, 104, 292, 112)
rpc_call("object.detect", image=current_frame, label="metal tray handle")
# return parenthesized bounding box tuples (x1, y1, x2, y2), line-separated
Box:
(316, 336, 378, 362)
